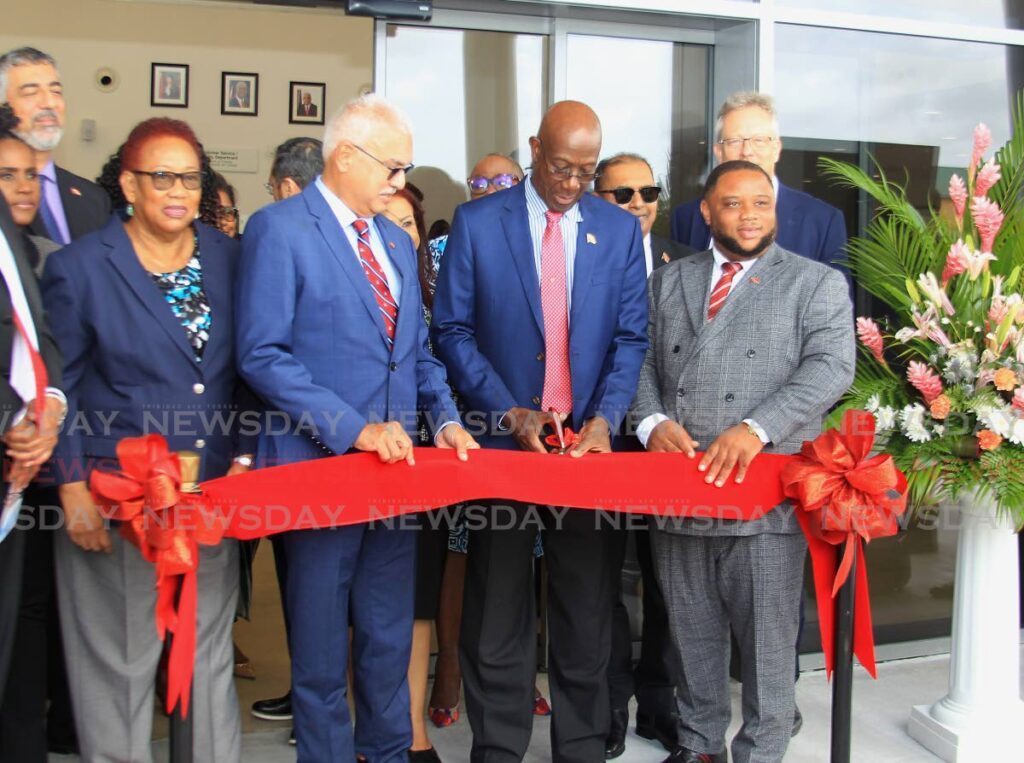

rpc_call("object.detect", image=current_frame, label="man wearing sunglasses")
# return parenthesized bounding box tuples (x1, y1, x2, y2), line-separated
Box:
(670, 91, 846, 274)
(433, 100, 648, 762)
(466, 153, 523, 200)
(593, 152, 693, 760)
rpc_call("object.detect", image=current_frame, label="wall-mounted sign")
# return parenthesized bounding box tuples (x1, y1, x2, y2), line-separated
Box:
(207, 148, 258, 174)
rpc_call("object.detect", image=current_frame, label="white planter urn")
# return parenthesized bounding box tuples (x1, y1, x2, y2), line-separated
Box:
(908, 489, 1024, 761)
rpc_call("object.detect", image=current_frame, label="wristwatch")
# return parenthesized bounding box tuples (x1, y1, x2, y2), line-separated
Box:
(233, 455, 254, 468)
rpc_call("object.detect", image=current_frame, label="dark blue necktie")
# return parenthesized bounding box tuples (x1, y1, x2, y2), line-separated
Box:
(38, 179, 68, 245)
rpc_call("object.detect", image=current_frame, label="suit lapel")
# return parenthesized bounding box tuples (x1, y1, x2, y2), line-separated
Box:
(375, 216, 418, 347)
(569, 196, 599, 327)
(197, 228, 229, 365)
(104, 221, 199, 367)
(499, 186, 544, 336)
(692, 246, 789, 355)
(303, 186, 389, 347)
(677, 251, 713, 337)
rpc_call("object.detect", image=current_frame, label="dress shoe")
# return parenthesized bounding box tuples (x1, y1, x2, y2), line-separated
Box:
(791, 706, 803, 737)
(47, 738, 79, 756)
(288, 728, 295, 746)
(409, 748, 443, 762)
(661, 746, 728, 763)
(636, 711, 679, 752)
(605, 707, 629, 759)
(252, 691, 293, 720)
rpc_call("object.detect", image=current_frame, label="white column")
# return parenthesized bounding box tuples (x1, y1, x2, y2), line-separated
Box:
(908, 491, 1024, 761)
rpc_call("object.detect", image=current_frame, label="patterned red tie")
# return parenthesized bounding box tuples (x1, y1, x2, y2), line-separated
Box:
(539, 210, 572, 414)
(707, 261, 742, 321)
(352, 218, 399, 346)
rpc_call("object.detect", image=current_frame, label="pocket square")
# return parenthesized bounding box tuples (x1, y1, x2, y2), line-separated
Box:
(586, 233, 597, 245)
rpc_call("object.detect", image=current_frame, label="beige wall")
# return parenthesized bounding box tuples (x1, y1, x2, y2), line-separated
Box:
(1, 0, 374, 221)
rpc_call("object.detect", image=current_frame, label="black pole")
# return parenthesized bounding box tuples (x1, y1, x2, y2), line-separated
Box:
(167, 591, 193, 763)
(830, 540, 856, 763)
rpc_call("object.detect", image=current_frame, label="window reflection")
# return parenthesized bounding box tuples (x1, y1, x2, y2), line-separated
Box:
(777, 0, 1023, 29)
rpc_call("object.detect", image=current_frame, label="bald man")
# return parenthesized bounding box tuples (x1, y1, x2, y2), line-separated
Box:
(433, 101, 648, 761)
(466, 153, 524, 200)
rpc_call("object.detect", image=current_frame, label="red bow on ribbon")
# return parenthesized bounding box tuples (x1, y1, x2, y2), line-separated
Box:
(89, 435, 225, 715)
(781, 409, 907, 677)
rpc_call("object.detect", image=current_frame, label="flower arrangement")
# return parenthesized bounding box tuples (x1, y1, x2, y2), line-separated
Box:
(821, 94, 1024, 525)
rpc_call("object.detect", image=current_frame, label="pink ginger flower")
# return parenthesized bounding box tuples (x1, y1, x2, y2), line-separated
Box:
(856, 317, 886, 365)
(971, 196, 1004, 253)
(941, 240, 969, 285)
(949, 174, 967, 224)
(970, 123, 992, 181)
(908, 361, 944, 403)
(1014, 388, 1024, 411)
(974, 158, 1001, 198)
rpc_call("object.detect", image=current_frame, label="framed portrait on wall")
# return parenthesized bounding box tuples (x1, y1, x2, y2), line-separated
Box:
(289, 81, 326, 125)
(151, 63, 188, 108)
(221, 72, 259, 116)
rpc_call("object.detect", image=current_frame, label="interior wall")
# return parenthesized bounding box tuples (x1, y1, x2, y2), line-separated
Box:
(1, 0, 374, 222)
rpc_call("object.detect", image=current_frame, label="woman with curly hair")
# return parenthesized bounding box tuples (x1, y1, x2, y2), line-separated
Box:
(41, 117, 254, 761)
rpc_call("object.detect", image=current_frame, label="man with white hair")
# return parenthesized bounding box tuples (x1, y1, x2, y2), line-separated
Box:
(670, 91, 846, 271)
(236, 94, 478, 763)
(0, 47, 109, 244)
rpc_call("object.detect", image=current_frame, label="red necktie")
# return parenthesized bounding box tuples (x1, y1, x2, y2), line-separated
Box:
(539, 210, 572, 414)
(352, 219, 399, 346)
(10, 309, 47, 423)
(707, 261, 742, 321)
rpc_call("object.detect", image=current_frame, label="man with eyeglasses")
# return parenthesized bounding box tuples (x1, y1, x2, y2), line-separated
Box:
(466, 153, 523, 200)
(593, 152, 693, 760)
(1, 47, 109, 245)
(236, 94, 477, 763)
(670, 91, 846, 273)
(432, 100, 648, 762)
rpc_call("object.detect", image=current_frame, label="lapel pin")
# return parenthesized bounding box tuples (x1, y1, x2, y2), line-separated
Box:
(70, 186, 82, 197)
(586, 233, 597, 245)
(661, 252, 670, 263)
(750, 276, 761, 284)
(388, 241, 396, 249)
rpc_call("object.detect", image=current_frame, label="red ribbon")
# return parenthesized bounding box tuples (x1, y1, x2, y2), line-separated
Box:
(90, 411, 904, 716)
(782, 410, 907, 678)
(89, 435, 226, 715)
(543, 426, 580, 451)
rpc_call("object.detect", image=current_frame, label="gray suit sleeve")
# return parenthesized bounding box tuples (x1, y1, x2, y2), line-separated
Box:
(630, 270, 667, 423)
(747, 267, 855, 444)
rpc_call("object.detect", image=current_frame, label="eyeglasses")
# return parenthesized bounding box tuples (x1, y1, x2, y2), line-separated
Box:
(264, 180, 276, 196)
(597, 186, 661, 205)
(218, 205, 239, 219)
(535, 139, 597, 184)
(717, 135, 777, 152)
(467, 173, 520, 193)
(351, 143, 414, 181)
(131, 170, 204, 191)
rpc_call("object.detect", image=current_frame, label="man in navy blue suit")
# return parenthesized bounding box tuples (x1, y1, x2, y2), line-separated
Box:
(670, 91, 847, 271)
(432, 101, 648, 761)
(236, 94, 477, 763)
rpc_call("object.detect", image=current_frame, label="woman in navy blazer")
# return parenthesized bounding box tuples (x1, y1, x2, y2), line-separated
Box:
(40, 118, 250, 762)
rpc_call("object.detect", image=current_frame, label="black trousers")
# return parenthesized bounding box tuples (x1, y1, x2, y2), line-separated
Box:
(608, 520, 680, 716)
(0, 500, 25, 704)
(460, 502, 613, 763)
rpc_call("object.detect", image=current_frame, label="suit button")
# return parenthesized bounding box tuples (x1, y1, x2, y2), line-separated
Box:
(725, 393, 735, 403)
(195, 439, 206, 449)
(677, 388, 685, 397)
(532, 395, 541, 406)
(746, 349, 756, 358)
(389, 362, 398, 372)
(193, 383, 205, 395)
(536, 352, 545, 361)
(672, 345, 680, 353)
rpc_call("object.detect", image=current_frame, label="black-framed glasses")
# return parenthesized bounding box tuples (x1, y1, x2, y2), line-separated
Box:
(717, 135, 777, 152)
(535, 138, 597, 184)
(218, 205, 239, 219)
(131, 170, 204, 191)
(351, 143, 414, 180)
(598, 185, 661, 205)
(468, 173, 520, 193)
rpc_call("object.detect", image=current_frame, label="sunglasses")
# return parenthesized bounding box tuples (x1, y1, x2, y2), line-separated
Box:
(468, 173, 519, 193)
(352, 143, 415, 181)
(218, 205, 239, 219)
(598, 186, 662, 205)
(131, 170, 205, 191)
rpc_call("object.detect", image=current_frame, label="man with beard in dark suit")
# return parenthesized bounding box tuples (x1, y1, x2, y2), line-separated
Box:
(593, 152, 693, 759)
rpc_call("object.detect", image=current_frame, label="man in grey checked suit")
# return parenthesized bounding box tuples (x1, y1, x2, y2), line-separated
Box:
(631, 160, 855, 763)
